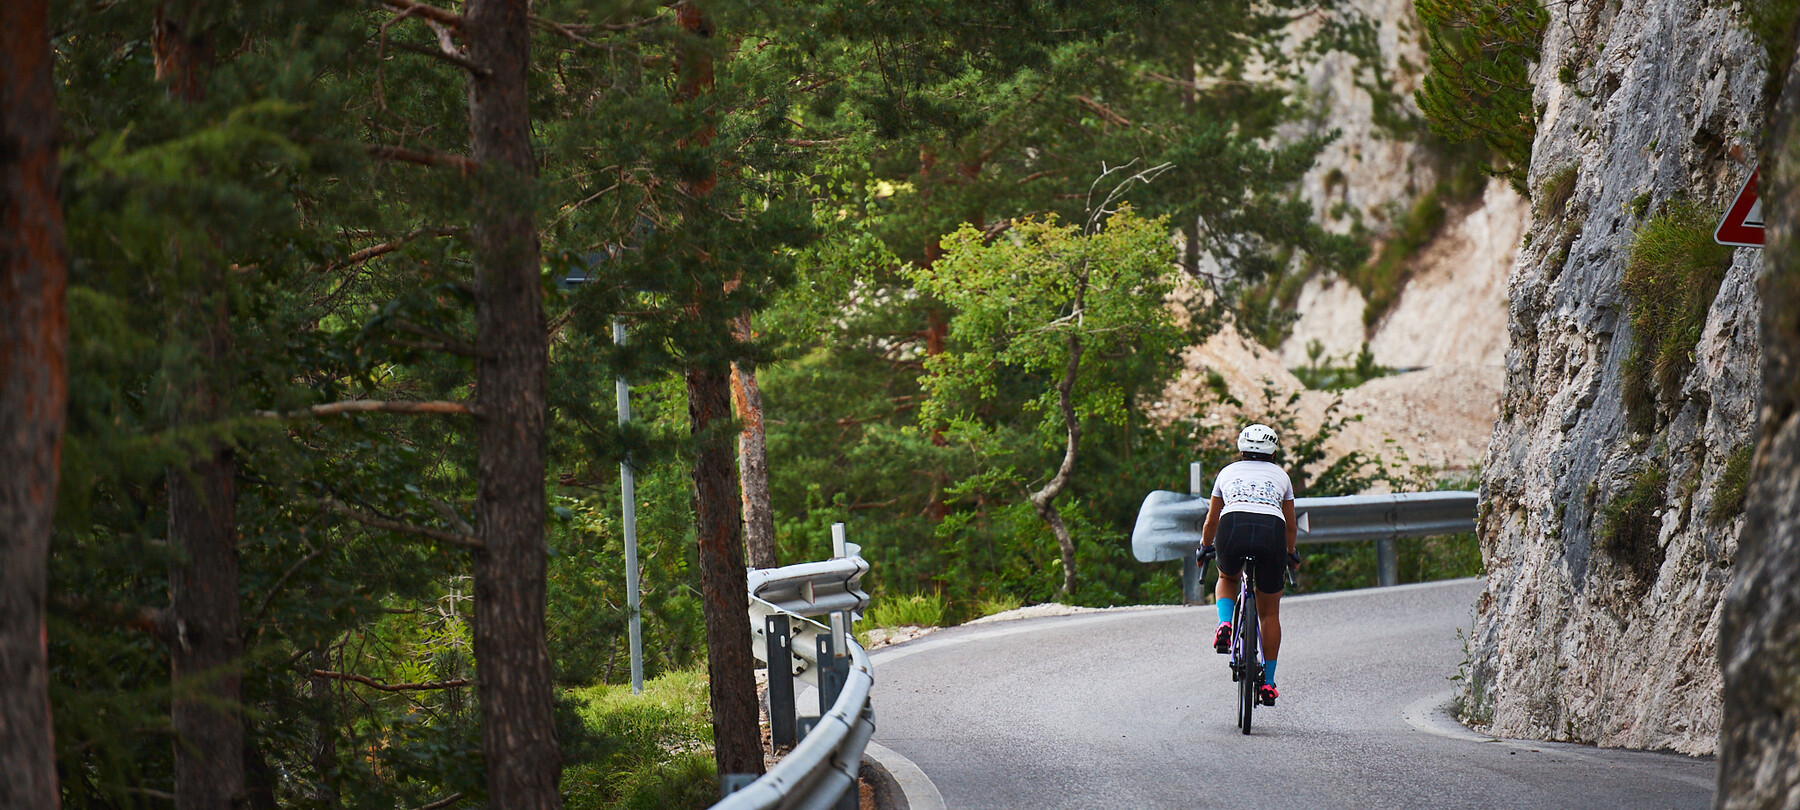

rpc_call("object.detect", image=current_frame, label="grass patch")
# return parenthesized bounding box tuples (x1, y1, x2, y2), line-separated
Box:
(973, 593, 1023, 618)
(1620, 200, 1735, 432)
(561, 670, 716, 810)
(1598, 466, 1668, 590)
(863, 592, 946, 628)
(1535, 164, 1579, 222)
(1709, 444, 1754, 523)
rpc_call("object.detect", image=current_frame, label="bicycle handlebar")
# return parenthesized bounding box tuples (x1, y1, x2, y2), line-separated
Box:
(1196, 547, 1300, 588)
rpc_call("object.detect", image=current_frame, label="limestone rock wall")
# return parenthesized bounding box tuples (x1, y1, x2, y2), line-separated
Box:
(1718, 52, 1800, 810)
(1469, 0, 1764, 755)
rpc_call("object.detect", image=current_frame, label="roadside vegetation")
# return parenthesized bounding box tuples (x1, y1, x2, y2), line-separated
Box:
(4, 0, 1455, 806)
(1620, 200, 1737, 432)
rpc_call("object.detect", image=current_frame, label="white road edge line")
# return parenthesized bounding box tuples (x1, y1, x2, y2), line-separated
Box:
(1402, 689, 1715, 789)
(864, 741, 948, 810)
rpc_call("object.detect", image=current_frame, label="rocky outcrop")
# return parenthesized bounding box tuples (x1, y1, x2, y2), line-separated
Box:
(1468, 0, 1764, 755)
(1717, 53, 1800, 810)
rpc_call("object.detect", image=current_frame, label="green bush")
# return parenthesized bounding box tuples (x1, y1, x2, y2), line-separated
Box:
(1598, 467, 1668, 589)
(1293, 342, 1393, 391)
(1709, 444, 1754, 523)
(864, 592, 948, 628)
(1620, 200, 1735, 432)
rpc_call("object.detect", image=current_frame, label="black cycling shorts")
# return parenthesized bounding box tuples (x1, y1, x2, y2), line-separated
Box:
(1216, 511, 1288, 594)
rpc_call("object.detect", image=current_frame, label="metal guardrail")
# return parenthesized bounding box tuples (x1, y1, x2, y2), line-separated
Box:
(713, 638, 875, 810)
(714, 527, 874, 810)
(750, 555, 871, 619)
(1132, 489, 1478, 587)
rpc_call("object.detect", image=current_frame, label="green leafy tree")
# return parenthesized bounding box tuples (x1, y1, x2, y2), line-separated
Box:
(910, 202, 1195, 595)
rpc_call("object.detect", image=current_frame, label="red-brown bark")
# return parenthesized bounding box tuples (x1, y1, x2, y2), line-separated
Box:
(731, 310, 777, 569)
(677, 0, 764, 776)
(687, 364, 764, 775)
(464, 1, 561, 807)
(0, 1, 68, 806)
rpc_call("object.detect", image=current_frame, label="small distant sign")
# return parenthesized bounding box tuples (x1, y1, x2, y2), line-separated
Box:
(1715, 165, 1764, 248)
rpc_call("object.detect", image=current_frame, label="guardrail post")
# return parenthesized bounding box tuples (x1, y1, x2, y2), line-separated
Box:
(766, 613, 797, 748)
(1377, 535, 1398, 587)
(817, 634, 846, 713)
(1181, 461, 1205, 605)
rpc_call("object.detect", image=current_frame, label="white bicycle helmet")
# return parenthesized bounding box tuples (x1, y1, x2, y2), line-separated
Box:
(1237, 424, 1279, 455)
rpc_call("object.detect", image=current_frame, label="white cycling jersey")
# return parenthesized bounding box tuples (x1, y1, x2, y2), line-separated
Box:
(1211, 459, 1294, 519)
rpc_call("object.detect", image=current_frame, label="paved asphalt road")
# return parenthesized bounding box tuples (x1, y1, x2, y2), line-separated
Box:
(867, 578, 1715, 809)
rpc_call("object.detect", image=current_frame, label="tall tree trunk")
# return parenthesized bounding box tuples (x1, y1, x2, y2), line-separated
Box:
(167, 436, 242, 810)
(688, 364, 763, 775)
(676, 0, 764, 777)
(464, 1, 561, 808)
(731, 351, 778, 569)
(1718, 56, 1800, 810)
(155, 8, 244, 809)
(0, 1, 68, 805)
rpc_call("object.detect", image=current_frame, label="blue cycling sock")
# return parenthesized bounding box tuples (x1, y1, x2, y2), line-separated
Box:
(1216, 597, 1235, 625)
(1264, 659, 1277, 685)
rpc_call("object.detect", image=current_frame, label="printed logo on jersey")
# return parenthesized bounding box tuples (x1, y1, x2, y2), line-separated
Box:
(1222, 478, 1285, 509)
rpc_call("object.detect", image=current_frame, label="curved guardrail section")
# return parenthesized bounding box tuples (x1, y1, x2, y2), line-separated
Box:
(713, 547, 875, 810)
(749, 556, 870, 618)
(711, 638, 875, 810)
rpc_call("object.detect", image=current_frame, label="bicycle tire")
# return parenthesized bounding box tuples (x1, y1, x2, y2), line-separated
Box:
(1239, 592, 1258, 735)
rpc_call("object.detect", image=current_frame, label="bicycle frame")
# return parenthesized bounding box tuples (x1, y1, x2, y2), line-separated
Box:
(1201, 549, 1291, 735)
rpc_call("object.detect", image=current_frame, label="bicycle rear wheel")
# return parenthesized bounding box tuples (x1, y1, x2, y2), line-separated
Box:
(1238, 595, 1259, 735)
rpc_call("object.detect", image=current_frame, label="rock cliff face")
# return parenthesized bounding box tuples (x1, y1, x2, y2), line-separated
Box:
(1468, 0, 1764, 755)
(1717, 53, 1800, 810)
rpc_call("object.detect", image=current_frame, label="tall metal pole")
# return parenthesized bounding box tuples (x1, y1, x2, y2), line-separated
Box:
(1182, 461, 1205, 605)
(616, 319, 644, 694)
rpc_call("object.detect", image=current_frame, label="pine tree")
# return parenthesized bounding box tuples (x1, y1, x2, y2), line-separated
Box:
(0, 0, 68, 805)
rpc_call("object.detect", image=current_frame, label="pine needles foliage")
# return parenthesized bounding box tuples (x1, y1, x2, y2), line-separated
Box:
(1414, 0, 1547, 194)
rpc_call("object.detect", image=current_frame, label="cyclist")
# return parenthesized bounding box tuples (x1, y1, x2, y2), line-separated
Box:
(1199, 423, 1299, 706)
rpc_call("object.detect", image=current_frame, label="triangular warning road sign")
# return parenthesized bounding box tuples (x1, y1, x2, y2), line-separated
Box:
(1716, 165, 1764, 248)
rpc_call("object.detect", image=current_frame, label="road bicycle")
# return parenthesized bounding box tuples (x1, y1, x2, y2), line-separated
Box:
(1199, 548, 1296, 735)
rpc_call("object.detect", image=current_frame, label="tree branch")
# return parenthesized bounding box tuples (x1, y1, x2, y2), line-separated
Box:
(321, 226, 460, 273)
(1074, 95, 1131, 127)
(389, 320, 486, 358)
(307, 670, 473, 692)
(250, 543, 329, 626)
(255, 400, 478, 419)
(412, 793, 465, 810)
(386, 40, 491, 77)
(375, 0, 463, 30)
(367, 144, 479, 175)
(319, 499, 482, 549)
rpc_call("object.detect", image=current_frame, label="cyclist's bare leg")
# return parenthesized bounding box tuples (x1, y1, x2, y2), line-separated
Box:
(1215, 572, 1240, 606)
(1255, 590, 1281, 662)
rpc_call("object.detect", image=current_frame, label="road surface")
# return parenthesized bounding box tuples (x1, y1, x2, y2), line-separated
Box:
(867, 579, 1714, 809)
